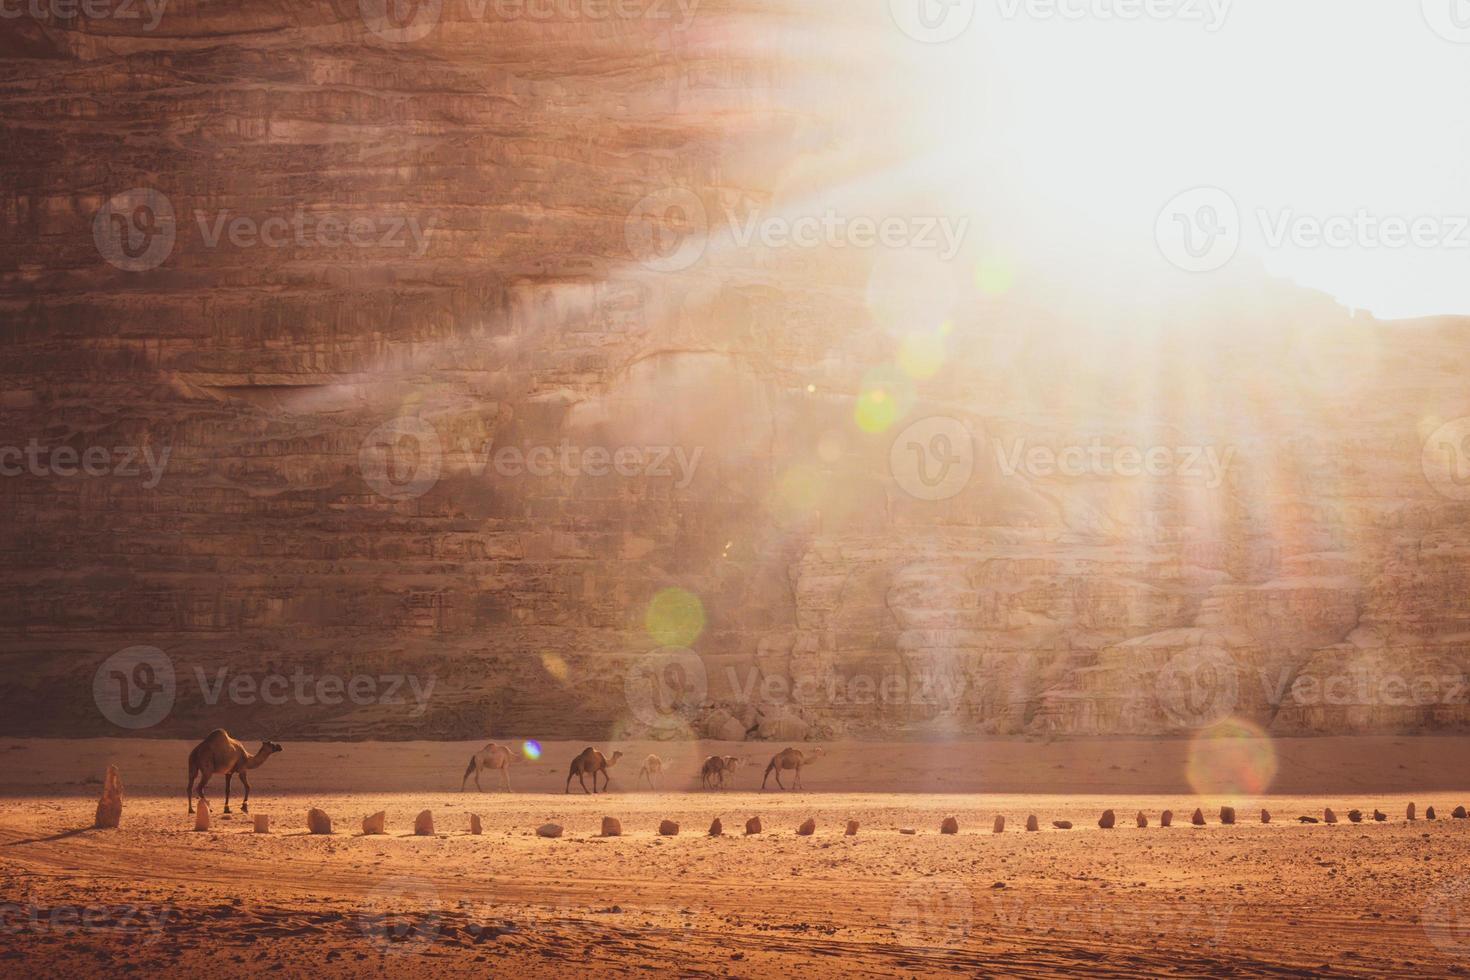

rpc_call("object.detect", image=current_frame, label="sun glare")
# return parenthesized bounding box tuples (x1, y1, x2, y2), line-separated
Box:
(890, 1, 1470, 319)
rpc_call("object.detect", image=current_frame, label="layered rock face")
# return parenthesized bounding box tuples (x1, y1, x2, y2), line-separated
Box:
(3, 3, 1470, 741)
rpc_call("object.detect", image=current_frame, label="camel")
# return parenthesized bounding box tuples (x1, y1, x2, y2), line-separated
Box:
(638, 754, 664, 790)
(761, 746, 824, 791)
(565, 747, 623, 794)
(186, 729, 282, 814)
(700, 755, 746, 789)
(461, 742, 515, 792)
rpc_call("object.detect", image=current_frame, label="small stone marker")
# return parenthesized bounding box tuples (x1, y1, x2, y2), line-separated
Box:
(1192, 809, 1205, 826)
(993, 815, 1006, 834)
(796, 818, 816, 836)
(362, 811, 386, 835)
(1220, 806, 1236, 825)
(1098, 809, 1115, 829)
(94, 765, 123, 829)
(745, 817, 762, 835)
(899, 827, 917, 835)
(846, 820, 860, 836)
(414, 810, 435, 836)
(470, 814, 483, 835)
(1373, 810, 1386, 822)
(1260, 809, 1270, 824)
(1454, 806, 1467, 819)
(308, 808, 332, 834)
(1427, 806, 1438, 820)
(940, 816, 959, 835)
(194, 799, 211, 832)
(1052, 820, 1073, 830)
(1025, 815, 1039, 832)
(253, 814, 270, 834)
(1136, 812, 1148, 828)
(601, 816, 621, 837)
(1407, 803, 1417, 821)
(1160, 810, 1173, 827)
(1324, 808, 1337, 824)
(1298, 816, 1319, 824)
(537, 823, 563, 838)
(708, 818, 723, 837)
(1347, 809, 1362, 824)
(659, 819, 680, 836)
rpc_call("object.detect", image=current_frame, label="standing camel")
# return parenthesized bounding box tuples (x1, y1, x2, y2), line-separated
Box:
(461, 742, 515, 792)
(187, 729, 282, 814)
(565, 747, 623, 794)
(638, 754, 664, 790)
(761, 746, 824, 791)
(700, 755, 745, 789)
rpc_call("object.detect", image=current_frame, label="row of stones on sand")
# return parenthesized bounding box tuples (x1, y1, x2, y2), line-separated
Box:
(210, 803, 1470, 837)
(91, 769, 1468, 834)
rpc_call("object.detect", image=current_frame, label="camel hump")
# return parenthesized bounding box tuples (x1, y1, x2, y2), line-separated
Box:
(205, 728, 229, 740)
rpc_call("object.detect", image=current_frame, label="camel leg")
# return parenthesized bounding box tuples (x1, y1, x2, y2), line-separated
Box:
(223, 773, 233, 813)
(500, 766, 511, 792)
(195, 772, 212, 810)
(239, 771, 251, 813)
(579, 771, 591, 794)
(187, 765, 196, 813)
(792, 766, 802, 791)
(774, 769, 786, 790)
(598, 768, 610, 793)
(565, 767, 575, 794)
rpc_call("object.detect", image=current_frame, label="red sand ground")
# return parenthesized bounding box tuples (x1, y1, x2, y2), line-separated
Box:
(3, 737, 1470, 977)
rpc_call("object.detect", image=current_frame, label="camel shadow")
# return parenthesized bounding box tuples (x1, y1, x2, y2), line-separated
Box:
(4, 825, 95, 846)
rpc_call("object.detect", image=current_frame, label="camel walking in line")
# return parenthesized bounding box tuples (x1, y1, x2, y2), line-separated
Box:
(638, 754, 664, 790)
(701, 755, 746, 789)
(187, 729, 282, 814)
(566, 747, 623, 794)
(762, 746, 823, 791)
(462, 742, 515, 792)
(720, 756, 745, 788)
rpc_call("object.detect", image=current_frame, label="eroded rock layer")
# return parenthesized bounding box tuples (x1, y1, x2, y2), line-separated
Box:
(3, 4, 1470, 740)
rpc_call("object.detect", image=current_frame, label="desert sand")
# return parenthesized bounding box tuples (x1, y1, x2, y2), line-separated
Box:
(4, 737, 1470, 976)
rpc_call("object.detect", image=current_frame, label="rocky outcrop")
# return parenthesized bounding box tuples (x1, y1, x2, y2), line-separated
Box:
(2, 5, 1470, 743)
